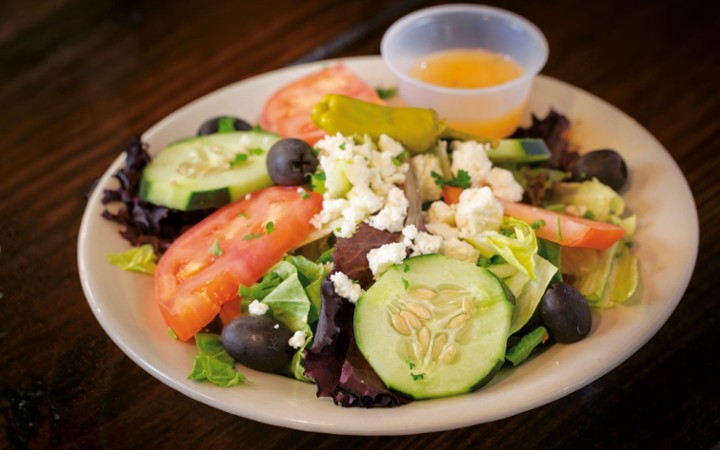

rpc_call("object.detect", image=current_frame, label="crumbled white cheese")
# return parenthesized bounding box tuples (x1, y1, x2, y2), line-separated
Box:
(248, 299, 269, 316)
(450, 140, 492, 187)
(440, 238, 481, 264)
(330, 271, 364, 304)
(409, 231, 443, 257)
(310, 133, 409, 236)
(367, 242, 407, 277)
(367, 186, 408, 232)
(424, 222, 460, 240)
(425, 201, 457, 226)
(455, 187, 504, 237)
(288, 330, 308, 349)
(378, 134, 405, 157)
(410, 153, 443, 201)
(487, 167, 524, 202)
(402, 224, 419, 243)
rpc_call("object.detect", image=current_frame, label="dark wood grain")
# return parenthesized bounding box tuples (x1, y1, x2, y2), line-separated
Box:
(1, 0, 718, 448)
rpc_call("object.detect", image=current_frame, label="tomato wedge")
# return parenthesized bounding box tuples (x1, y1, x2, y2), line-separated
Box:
(154, 186, 323, 341)
(499, 200, 625, 250)
(259, 63, 382, 146)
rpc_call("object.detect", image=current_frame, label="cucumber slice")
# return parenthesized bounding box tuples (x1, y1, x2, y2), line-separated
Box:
(140, 132, 278, 210)
(487, 139, 551, 164)
(354, 254, 514, 399)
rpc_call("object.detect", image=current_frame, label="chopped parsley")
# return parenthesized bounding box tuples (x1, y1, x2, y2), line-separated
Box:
(402, 277, 409, 290)
(237, 211, 249, 218)
(403, 264, 410, 273)
(265, 221, 275, 234)
(405, 359, 425, 381)
(556, 216, 563, 241)
(210, 239, 223, 256)
(375, 86, 397, 99)
(168, 328, 178, 340)
(242, 232, 263, 240)
(230, 153, 248, 167)
(432, 169, 471, 189)
(311, 171, 326, 194)
(217, 117, 237, 133)
(531, 219, 546, 230)
(583, 210, 596, 220)
(248, 147, 264, 156)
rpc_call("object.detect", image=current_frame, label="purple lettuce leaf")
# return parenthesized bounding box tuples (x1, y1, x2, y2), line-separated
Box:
(511, 108, 578, 170)
(100, 136, 213, 255)
(303, 276, 409, 407)
(303, 276, 354, 397)
(335, 333, 410, 407)
(333, 223, 401, 289)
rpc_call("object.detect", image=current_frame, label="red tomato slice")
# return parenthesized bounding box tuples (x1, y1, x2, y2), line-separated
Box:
(499, 200, 625, 250)
(259, 63, 382, 146)
(154, 186, 323, 341)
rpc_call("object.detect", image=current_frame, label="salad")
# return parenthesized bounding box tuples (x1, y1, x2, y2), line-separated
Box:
(101, 64, 639, 408)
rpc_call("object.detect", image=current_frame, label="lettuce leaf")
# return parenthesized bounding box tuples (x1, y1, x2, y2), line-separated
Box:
(489, 255, 558, 335)
(188, 333, 247, 387)
(549, 178, 624, 222)
(303, 276, 408, 407)
(238, 255, 329, 381)
(466, 217, 538, 279)
(107, 244, 157, 275)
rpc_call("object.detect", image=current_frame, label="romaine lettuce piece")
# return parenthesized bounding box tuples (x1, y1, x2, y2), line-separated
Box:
(488, 255, 557, 335)
(466, 217, 538, 279)
(107, 244, 157, 275)
(188, 333, 247, 387)
(596, 242, 640, 307)
(549, 178, 624, 222)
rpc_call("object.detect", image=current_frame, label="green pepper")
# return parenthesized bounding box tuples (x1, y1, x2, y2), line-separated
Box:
(311, 94, 495, 154)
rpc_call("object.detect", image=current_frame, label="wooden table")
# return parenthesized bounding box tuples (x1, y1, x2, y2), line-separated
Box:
(2, 0, 718, 448)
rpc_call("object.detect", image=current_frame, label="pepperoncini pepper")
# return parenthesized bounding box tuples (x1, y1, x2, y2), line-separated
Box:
(311, 94, 496, 153)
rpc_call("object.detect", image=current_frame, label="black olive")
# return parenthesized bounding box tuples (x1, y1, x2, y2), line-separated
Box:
(266, 138, 319, 186)
(221, 315, 293, 372)
(571, 149, 628, 192)
(197, 116, 252, 135)
(540, 283, 592, 344)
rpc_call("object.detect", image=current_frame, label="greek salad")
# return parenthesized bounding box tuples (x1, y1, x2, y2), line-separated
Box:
(102, 63, 639, 408)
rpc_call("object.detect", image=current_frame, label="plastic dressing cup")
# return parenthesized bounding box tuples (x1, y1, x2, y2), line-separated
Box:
(381, 4, 548, 139)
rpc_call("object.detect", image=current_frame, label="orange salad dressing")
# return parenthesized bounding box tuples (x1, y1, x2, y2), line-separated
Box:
(408, 49, 526, 138)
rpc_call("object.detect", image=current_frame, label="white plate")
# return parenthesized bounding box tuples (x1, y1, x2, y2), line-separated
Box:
(78, 56, 698, 435)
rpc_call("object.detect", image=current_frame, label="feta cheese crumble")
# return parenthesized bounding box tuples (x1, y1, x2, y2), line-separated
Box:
(288, 330, 308, 349)
(487, 167, 524, 202)
(310, 134, 409, 237)
(450, 140, 492, 187)
(330, 271, 364, 304)
(455, 187, 504, 237)
(367, 242, 407, 277)
(248, 299, 269, 316)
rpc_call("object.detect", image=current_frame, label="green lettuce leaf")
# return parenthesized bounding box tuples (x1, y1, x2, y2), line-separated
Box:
(467, 217, 538, 279)
(488, 255, 557, 335)
(549, 178, 624, 222)
(107, 244, 157, 275)
(238, 255, 329, 382)
(188, 333, 247, 387)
